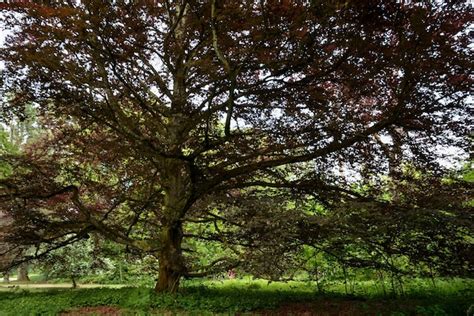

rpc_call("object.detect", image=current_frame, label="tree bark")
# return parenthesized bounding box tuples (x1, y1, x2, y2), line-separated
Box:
(153, 141, 192, 293)
(17, 263, 29, 282)
(155, 222, 185, 293)
(2, 271, 9, 283)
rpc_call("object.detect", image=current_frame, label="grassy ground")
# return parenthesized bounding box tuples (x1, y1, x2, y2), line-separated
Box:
(0, 278, 472, 315)
(0, 283, 127, 291)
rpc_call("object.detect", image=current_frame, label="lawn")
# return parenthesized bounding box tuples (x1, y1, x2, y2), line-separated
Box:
(0, 278, 472, 315)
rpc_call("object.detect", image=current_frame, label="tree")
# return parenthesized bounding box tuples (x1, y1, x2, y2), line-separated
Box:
(300, 171, 473, 289)
(0, 1, 471, 292)
(37, 237, 112, 288)
(0, 110, 38, 282)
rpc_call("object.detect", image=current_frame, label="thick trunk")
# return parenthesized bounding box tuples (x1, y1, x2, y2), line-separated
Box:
(155, 222, 185, 293)
(17, 263, 29, 282)
(154, 115, 192, 292)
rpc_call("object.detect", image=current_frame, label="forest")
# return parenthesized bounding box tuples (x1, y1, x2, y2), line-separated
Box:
(0, 1, 472, 315)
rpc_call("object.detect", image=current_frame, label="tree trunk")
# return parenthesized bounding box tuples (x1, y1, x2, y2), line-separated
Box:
(155, 222, 185, 293)
(119, 262, 123, 283)
(3, 272, 9, 283)
(154, 120, 192, 293)
(17, 263, 29, 282)
(71, 276, 77, 288)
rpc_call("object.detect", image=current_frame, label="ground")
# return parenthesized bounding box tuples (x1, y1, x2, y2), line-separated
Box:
(0, 278, 472, 315)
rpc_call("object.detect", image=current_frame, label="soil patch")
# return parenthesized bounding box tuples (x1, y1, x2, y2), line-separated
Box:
(60, 306, 123, 316)
(252, 299, 419, 316)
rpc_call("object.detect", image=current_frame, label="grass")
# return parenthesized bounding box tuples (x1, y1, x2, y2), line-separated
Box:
(0, 278, 472, 315)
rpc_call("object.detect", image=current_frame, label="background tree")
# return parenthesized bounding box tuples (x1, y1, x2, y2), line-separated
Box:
(0, 106, 38, 282)
(0, 1, 471, 292)
(299, 170, 473, 294)
(37, 237, 112, 288)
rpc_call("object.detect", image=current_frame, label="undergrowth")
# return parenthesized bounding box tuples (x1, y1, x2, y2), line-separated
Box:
(0, 278, 472, 315)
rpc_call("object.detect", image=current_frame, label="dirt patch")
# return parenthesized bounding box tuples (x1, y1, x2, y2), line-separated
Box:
(252, 299, 419, 316)
(60, 306, 123, 316)
(253, 302, 361, 316)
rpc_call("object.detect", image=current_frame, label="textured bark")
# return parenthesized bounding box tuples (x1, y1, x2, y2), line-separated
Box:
(154, 155, 190, 293)
(17, 263, 29, 282)
(155, 222, 185, 293)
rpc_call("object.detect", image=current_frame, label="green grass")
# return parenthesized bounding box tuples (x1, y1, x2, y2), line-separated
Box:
(0, 278, 472, 315)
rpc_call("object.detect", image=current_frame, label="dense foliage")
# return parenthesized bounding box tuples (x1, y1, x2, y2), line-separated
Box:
(36, 238, 113, 288)
(0, 1, 472, 292)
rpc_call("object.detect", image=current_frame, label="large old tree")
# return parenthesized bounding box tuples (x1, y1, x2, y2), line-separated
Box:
(0, 1, 472, 292)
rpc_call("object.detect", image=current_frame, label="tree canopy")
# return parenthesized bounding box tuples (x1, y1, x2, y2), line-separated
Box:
(0, 1, 472, 292)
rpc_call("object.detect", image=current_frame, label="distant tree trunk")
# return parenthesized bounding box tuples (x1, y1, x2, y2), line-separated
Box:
(3, 271, 9, 283)
(378, 269, 387, 297)
(119, 262, 123, 283)
(314, 266, 323, 294)
(390, 272, 397, 296)
(429, 264, 437, 288)
(71, 275, 77, 288)
(342, 265, 348, 295)
(17, 263, 29, 282)
(397, 275, 405, 296)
